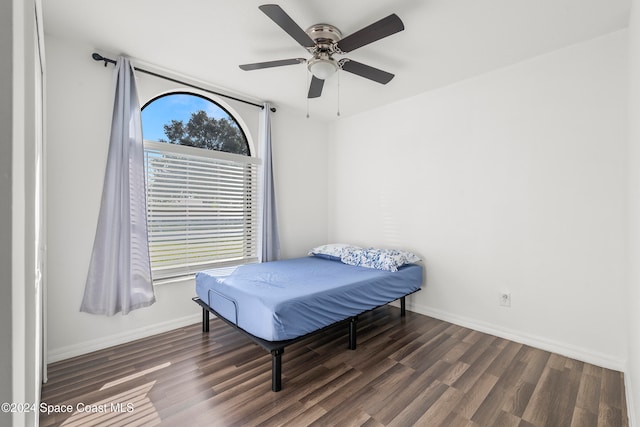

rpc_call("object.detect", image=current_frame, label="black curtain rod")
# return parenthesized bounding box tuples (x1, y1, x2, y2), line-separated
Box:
(91, 53, 276, 112)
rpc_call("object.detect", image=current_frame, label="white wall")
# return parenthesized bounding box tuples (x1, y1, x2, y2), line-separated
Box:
(45, 35, 329, 361)
(0, 3, 14, 426)
(328, 31, 629, 370)
(627, 0, 640, 422)
(5, 1, 46, 426)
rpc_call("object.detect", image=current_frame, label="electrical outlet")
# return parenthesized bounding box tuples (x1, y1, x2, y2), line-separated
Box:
(500, 292, 511, 307)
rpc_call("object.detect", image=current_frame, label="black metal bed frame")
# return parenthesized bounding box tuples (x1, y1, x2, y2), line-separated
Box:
(193, 288, 420, 392)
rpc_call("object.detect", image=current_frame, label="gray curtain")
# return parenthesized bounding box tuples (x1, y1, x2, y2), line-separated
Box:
(260, 103, 280, 262)
(81, 57, 155, 315)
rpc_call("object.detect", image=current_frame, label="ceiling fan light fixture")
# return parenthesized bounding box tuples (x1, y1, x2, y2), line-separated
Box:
(308, 56, 338, 80)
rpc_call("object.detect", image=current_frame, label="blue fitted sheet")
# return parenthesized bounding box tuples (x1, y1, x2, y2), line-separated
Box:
(195, 256, 423, 341)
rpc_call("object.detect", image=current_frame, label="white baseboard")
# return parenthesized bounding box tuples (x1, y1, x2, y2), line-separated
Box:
(406, 301, 627, 372)
(47, 313, 201, 364)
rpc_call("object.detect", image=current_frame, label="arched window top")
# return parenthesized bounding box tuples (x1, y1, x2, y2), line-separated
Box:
(141, 92, 250, 156)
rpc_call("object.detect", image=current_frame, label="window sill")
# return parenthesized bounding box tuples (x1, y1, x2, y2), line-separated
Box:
(152, 275, 195, 287)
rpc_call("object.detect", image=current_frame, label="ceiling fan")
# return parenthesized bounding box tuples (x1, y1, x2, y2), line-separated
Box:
(239, 4, 405, 98)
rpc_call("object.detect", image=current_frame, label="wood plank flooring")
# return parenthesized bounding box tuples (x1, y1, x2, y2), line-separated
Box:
(40, 307, 628, 426)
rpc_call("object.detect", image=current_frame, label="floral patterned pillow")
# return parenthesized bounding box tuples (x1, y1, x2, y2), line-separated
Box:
(340, 247, 421, 272)
(308, 243, 360, 261)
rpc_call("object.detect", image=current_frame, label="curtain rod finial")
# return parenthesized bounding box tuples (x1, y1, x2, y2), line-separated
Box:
(92, 52, 116, 67)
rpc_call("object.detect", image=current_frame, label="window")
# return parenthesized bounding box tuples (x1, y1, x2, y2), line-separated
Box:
(142, 93, 258, 282)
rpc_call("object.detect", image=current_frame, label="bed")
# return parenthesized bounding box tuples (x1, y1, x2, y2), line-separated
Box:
(193, 246, 423, 391)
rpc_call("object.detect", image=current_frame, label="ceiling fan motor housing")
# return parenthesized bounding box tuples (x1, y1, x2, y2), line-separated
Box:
(306, 24, 342, 54)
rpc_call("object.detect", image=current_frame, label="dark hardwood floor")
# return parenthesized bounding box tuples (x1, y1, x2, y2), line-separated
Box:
(40, 307, 628, 426)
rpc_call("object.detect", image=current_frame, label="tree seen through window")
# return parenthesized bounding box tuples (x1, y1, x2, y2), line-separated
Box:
(142, 92, 249, 156)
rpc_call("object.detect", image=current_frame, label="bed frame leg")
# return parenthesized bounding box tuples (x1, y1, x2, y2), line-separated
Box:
(400, 296, 406, 317)
(349, 317, 358, 350)
(202, 307, 210, 333)
(271, 348, 284, 392)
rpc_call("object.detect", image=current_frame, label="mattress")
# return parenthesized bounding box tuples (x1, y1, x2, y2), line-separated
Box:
(195, 256, 423, 341)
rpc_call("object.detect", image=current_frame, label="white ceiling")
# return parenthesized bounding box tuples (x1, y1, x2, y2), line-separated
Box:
(43, 0, 631, 121)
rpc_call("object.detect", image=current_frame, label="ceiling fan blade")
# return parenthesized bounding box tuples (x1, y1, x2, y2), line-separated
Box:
(239, 58, 305, 71)
(341, 60, 395, 84)
(336, 14, 404, 53)
(259, 4, 315, 49)
(308, 76, 324, 98)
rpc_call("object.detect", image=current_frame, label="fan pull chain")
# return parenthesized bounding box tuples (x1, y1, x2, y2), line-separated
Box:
(306, 68, 310, 119)
(337, 69, 341, 117)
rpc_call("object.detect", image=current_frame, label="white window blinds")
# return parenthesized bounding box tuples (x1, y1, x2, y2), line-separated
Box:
(144, 140, 260, 281)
